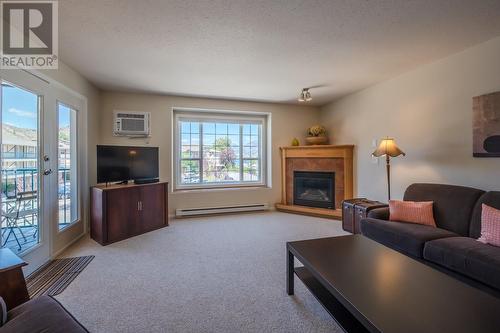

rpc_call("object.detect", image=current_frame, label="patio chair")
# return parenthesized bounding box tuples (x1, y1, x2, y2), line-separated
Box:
(1, 191, 38, 251)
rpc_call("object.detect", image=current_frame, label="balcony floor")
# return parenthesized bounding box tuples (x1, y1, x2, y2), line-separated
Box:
(1, 199, 73, 254)
(1, 226, 38, 254)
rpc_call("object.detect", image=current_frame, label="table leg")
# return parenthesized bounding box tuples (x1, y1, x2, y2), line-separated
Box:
(0, 267, 30, 311)
(287, 249, 294, 295)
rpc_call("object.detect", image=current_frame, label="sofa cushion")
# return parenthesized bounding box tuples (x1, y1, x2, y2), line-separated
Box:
(389, 200, 436, 227)
(424, 237, 500, 291)
(478, 204, 500, 247)
(2, 295, 87, 333)
(360, 218, 457, 258)
(404, 183, 485, 236)
(470, 191, 500, 238)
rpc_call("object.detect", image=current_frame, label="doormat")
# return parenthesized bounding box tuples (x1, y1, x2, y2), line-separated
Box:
(26, 255, 94, 298)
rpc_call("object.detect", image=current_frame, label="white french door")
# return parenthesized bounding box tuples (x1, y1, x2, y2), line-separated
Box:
(0, 69, 84, 274)
(52, 89, 84, 261)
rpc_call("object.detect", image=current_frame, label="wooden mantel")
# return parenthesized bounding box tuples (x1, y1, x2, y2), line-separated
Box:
(276, 145, 354, 219)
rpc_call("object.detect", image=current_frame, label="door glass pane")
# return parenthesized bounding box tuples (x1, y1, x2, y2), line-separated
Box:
(1, 82, 40, 253)
(58, 103, 78, 230)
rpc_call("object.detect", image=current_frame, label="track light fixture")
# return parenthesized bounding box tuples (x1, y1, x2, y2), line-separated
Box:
(298, 88, 312, 102)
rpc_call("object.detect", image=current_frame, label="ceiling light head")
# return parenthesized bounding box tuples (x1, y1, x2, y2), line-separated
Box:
(298, 88, 312, 102)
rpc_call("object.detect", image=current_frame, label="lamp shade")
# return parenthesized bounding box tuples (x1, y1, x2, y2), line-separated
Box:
(372, 138, 405, 157)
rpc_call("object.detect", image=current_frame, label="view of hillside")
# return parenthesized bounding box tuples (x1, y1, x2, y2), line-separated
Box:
(2, 123, 70, 145)
(2, 123, 37, 143)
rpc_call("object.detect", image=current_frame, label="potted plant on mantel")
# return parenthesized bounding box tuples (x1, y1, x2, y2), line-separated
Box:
(306, 125, 329, 145)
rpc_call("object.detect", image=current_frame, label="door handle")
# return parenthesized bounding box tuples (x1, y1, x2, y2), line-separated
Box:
(137, 201, 143, 211)
(43, 169, 52, 175)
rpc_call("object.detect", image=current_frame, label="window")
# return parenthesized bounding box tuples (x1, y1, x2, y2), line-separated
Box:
(57, 102, 79, 230)
(174, 110, 269, 189)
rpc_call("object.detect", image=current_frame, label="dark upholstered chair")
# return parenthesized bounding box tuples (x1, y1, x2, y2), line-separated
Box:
(360, 183, 500, 295)
(1, 296, 87, 333)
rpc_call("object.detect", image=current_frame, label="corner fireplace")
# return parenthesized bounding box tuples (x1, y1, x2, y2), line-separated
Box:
(293, 171, 335, 209)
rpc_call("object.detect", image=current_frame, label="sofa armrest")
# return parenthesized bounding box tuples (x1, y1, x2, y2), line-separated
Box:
(367, 207, 390, 220)
(3, 296, 88, 333)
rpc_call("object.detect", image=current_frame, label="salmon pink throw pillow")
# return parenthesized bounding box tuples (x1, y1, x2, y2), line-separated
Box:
(389, 200, 436, 227)
(478, 204, 500, 247)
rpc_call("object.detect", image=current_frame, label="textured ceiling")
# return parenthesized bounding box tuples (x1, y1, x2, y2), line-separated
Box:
(59, 0, 500, 105)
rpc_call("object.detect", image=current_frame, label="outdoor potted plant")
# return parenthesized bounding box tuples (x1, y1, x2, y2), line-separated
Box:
(305, 125, 329, 145)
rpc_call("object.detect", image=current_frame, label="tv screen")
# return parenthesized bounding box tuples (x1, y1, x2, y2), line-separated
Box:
(97, 145, 159, 183)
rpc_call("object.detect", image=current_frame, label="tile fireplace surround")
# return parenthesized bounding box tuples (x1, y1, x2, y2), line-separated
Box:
(276, 145, 354, 219)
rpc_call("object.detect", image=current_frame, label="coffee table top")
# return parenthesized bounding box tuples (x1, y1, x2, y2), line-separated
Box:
(287, 235, 500, 333)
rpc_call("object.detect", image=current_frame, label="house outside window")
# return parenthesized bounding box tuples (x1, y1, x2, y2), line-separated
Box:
(173, 109, 270, 190)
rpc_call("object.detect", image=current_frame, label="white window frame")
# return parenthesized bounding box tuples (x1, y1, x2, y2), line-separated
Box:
(173, 108, 271, 191)
(56, 101, 80, 232)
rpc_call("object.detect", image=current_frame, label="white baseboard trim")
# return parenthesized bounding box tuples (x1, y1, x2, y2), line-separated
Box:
(170, 204, 276, 220)
(52, 232, 87, 258)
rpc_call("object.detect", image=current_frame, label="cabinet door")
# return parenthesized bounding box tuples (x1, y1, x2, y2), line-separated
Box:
(106, 188, 139, 243)
(139, 184, 166, 232)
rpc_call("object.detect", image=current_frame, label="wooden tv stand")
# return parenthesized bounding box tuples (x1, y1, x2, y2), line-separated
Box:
(90, 181, 169, 245)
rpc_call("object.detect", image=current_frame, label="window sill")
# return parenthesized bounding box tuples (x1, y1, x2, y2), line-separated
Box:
(57, 219, 81, 233)
(172, 185, 271, 194)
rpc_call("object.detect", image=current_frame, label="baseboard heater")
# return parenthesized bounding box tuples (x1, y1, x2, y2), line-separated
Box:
(176, 203, 269, 217)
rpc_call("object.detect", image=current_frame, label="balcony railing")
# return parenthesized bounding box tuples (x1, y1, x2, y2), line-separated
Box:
(1, 168, 71, 223)
(1, 167, 73, 253)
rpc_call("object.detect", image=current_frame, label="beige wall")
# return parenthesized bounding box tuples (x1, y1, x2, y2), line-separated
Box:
(320, 36, 500, 202)
(99, 92, 321, 215)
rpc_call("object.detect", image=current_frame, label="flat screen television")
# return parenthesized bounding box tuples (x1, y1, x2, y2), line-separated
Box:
(97, 145, 159, 183)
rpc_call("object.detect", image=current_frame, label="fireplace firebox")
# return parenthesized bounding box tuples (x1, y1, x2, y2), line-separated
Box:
(293, 171, 335, 209)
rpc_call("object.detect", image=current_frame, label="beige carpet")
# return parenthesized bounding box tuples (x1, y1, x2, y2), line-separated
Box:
(56, 211, 349, 332)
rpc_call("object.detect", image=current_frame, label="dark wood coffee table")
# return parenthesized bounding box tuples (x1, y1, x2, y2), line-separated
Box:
(287, 235, 500, 333)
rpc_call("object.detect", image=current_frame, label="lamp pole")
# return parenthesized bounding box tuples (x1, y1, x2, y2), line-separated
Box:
(386, 155, 391, 201)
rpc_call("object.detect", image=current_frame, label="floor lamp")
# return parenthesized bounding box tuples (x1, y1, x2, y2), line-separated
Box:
(372, 138, 405, 201)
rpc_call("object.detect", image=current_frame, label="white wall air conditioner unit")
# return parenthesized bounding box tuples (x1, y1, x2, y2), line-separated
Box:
(113, 111, 151, 137)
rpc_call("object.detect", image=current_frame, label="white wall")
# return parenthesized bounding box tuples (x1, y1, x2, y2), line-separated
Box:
(99, 92, 321, 215)
(320, 36, 500, 202)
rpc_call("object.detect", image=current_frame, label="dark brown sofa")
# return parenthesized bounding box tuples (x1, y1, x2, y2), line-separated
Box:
(360, 183, 500, 296)
(1, 295, 87, 333)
